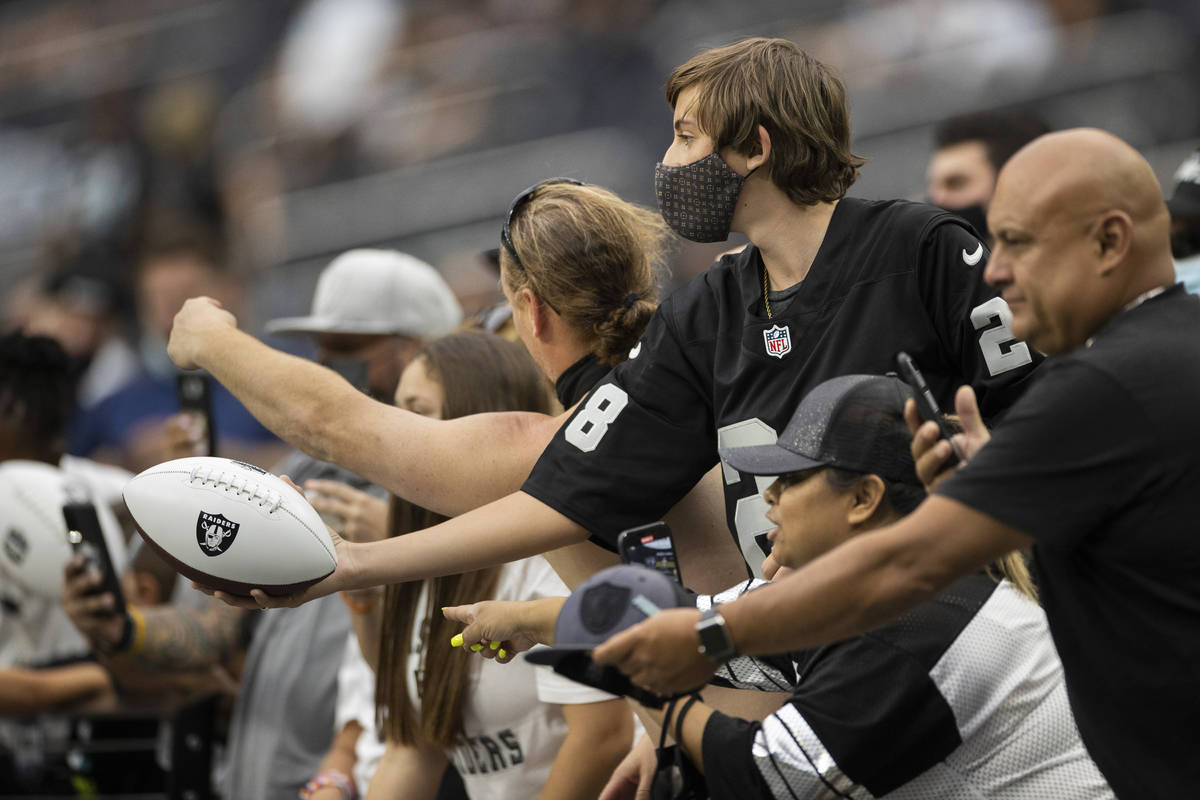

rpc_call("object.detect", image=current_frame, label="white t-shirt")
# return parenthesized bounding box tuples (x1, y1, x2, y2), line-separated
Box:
(334, 556, 620, 799)
(334, 633, 384, 794)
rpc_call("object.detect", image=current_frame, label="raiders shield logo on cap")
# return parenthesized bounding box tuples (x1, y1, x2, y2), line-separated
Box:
(196, 511, 240, 556)
(763, 324, 792, 359)
(579, 582, 632, 635)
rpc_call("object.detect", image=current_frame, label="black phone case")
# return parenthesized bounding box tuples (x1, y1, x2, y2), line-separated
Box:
(177, 372, 217, 456)
(894, 351, 962, 466)
(63, 502, 126, 618)
(617, 522, 682, 582)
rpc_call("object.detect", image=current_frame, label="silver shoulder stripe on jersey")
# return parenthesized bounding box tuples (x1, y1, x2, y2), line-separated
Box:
(753, 708, 873, 799)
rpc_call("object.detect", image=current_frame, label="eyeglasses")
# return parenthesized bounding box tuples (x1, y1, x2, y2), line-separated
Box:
(500, 177, 585, 273)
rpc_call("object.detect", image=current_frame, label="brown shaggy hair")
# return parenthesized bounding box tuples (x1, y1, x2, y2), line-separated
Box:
(666, 37, 866, 206)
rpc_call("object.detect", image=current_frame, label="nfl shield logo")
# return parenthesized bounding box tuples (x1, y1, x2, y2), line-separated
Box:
(763, 324, 791, 359)
(196, 511, 240, 557)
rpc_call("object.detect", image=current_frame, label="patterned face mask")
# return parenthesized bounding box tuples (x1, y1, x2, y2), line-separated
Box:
(655, 153, 751, 243)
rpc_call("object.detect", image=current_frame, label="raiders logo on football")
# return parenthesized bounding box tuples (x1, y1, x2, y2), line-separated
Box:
(196, 511, 240, 556)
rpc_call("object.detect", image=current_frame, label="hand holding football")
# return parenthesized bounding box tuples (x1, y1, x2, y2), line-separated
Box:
(123, 457, 336, 596)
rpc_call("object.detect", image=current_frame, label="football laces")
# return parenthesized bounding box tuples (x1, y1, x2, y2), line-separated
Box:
(188, 465, 283, 512)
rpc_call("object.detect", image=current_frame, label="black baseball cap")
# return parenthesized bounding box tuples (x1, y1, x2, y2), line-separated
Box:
(1167, 149, 1200, 218)
(719, 374, 919, 484)
(525, 564, 693, 708)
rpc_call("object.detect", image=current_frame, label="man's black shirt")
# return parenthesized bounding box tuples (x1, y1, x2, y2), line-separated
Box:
(940, 284, 1200, 799)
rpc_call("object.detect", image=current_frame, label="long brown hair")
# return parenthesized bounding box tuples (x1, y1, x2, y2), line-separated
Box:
(375, 331, 553, 748)
(502, 182, 671, 366)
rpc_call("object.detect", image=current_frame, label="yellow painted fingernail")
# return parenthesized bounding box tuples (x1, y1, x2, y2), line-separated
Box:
(450, 634, 463, 647)
(470, 643, 484, 652)
(498, 649, 507, 659)
(490, 640, 500, 650)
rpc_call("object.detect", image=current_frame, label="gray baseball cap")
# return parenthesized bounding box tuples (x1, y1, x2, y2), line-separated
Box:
(525, 564, 693, 708)
(266, 249, 463, 338)
(719, 374, 919, 484)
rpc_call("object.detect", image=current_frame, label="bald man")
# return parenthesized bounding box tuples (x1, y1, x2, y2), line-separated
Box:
(593, 129, 1198, 799)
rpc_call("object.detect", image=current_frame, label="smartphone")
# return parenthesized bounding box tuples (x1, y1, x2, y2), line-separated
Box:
(62, 502, 126, 618)
(617, 522, 682, 583)
(177, 372, 217, 456)
(894, 351, 963, 467)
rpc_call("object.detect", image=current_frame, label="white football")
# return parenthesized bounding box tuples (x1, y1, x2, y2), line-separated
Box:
(0, 461, 74, 601)
(123, 457, 336, 596)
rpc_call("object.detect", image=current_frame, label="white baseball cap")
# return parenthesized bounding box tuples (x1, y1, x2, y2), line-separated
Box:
(266, 249, 463, 338)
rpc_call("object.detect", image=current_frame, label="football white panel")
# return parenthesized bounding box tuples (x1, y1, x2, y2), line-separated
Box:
(123, 457, 336, 592)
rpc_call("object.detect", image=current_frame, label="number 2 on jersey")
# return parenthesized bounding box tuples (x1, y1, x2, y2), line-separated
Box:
(971, 297, 1032, 376)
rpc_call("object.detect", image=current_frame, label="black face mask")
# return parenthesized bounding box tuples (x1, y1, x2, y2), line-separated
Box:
(937, 202, 989, 240)
(655, 153, 751, 243)
(1171, 226, 1200, 260)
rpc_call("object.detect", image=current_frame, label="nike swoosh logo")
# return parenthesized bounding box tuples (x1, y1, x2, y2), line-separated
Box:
(962, 243, 984, 265)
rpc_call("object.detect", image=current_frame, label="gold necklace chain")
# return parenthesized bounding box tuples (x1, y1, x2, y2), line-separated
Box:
(763, 264, 773, 319)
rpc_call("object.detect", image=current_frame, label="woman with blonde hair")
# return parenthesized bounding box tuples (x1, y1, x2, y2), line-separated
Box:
(172, 180, 743, 592)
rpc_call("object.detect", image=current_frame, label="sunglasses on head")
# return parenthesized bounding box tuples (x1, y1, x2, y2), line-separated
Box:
(500, 177, 586, 273)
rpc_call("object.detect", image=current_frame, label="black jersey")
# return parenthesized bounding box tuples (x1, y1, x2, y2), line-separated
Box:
(939, 285, 1200, 798)
(523, 198, 1038, 569)
(697, 576, 1111, 799)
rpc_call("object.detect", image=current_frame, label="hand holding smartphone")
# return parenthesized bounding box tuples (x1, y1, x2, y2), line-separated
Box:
(894, 351, 965, 468)
(62, 502, 126, 619)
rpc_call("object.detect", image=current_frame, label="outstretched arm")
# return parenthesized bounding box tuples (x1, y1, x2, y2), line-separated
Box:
(211, 490, 591, 609)
(594, 496, 1031, 695)
(444, 596, 565, 662)
(168, 297, 562, 516)
(64, 555, 245, 672)
(0, 663, 115, 715)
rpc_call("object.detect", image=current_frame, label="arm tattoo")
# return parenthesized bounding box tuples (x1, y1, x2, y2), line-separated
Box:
(135, 601, 246, 671)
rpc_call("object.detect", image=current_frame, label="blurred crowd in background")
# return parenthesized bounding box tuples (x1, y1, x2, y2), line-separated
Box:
(0, 0, 1196, 464)
(2, 0, 1198, 325)
(0, 2, 1196, 797)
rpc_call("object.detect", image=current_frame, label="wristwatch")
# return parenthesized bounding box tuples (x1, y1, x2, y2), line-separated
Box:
(695, 607, 737, 662)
